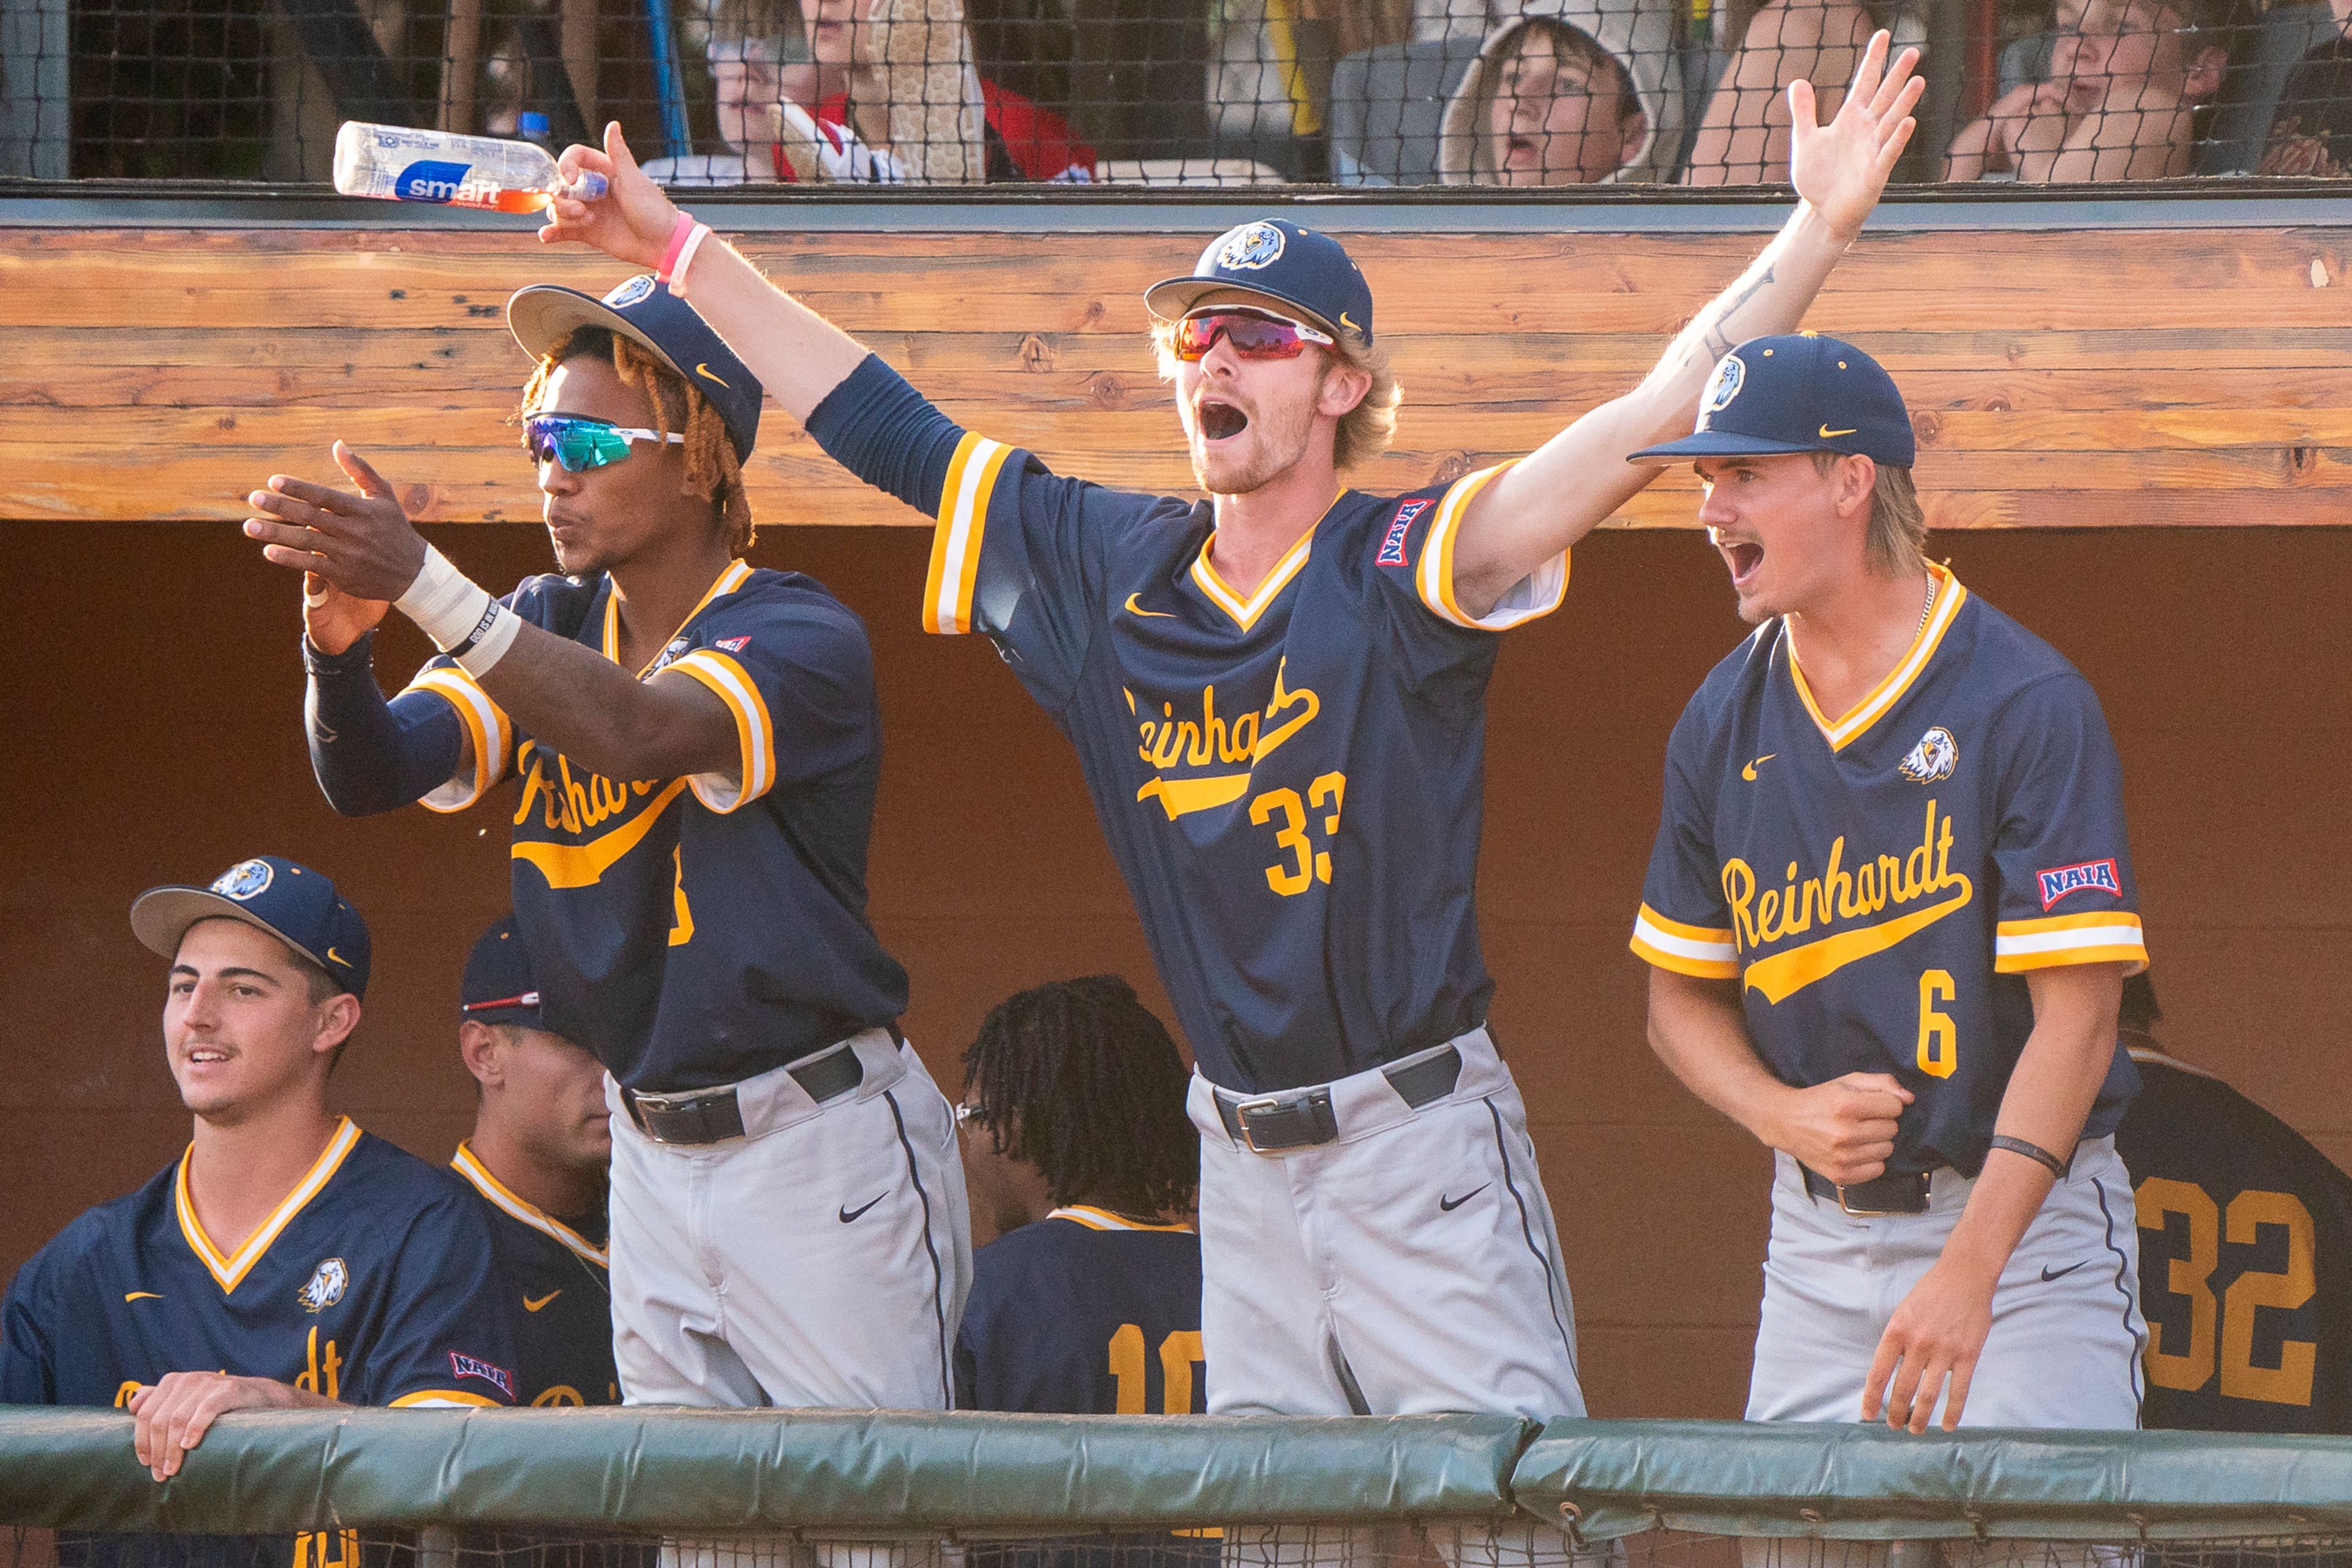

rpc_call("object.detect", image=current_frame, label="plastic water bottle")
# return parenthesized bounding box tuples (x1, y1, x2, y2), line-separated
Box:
(333, 121, 608, 213)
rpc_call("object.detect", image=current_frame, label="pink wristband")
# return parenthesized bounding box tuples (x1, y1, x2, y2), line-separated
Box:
(655, 212, 697, 282)
(669, 224, 714, 297)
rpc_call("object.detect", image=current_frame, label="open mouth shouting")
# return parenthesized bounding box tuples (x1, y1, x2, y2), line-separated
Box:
(1717, 534, 1765, 590)
(1196, 397, 1250, 443)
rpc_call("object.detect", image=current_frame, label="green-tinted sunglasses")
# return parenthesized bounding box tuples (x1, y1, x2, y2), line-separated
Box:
(524, 413, 686, 473)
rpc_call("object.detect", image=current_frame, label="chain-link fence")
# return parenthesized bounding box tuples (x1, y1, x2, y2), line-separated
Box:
(7, 0, 2352, 187)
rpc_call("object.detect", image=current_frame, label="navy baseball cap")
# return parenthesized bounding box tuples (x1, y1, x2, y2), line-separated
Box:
(1145, 220, 1376, 346)
(130, 856, 371, 1000)
(1629, 333, 1916, 468)
(507, 274, 763, 461)
(460, 914, 543, 1029)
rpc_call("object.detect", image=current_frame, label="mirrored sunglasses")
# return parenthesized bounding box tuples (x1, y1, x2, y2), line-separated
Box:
(524, 413, 687, 473)
(1170, 310, 1336, 363)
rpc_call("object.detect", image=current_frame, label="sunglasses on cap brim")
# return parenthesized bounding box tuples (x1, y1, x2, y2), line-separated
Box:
(1169, 309, 1336, 363)
(523, 413, 687, 473)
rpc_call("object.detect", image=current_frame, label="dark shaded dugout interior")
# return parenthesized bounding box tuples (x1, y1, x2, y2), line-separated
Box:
(0, 519, 2343, 1419)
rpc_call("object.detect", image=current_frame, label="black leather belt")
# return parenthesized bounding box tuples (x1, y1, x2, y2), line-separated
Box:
(1801, 1165, 1931, 1216)
(624, 1042, 867, 1146)
(1215, 1044, 1464, 1153)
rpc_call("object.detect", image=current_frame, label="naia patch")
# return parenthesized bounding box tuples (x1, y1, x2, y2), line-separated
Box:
(2037, 858, 2121, 910)
(714, 635, 751, 654)
(448, 1352, 516, 1399)
(1377, 500, 1427, 567)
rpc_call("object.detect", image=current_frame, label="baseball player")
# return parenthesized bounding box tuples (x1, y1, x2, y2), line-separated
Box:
(0, 854, 516, 1528)
(450, 914, 618, 1408)
(1628, 334, 2149, 1434)
(954, 976, 1204, 1415)
(536, 35, 1922, 1439)
(240, 282, 969, 1414)
(2116, 971, 2352, 1434)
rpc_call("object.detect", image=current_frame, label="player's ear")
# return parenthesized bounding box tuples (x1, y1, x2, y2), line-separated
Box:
(1836, 453, 1877, 519)
(1317, 356, 1372, 420)
(457, 1019, 504, 1088)
(312, 993, 361, 1058)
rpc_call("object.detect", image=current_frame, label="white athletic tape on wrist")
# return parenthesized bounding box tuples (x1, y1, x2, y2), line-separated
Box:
(393, 545, 495, 653)
(453, 603, 522, 678)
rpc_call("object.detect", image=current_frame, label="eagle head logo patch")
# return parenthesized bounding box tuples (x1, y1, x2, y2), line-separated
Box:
(211, 859, 274, 900)
(1697, 353, 1746, 429)
(298, 1257, 348, 1314)
(603, 274, 657, 309)
(1212, 222, 1285, 273)
(1898, 726, 1958, 784)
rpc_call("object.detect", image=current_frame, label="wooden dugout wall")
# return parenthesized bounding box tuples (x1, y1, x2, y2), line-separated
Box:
(0, 195, 2347, 1419)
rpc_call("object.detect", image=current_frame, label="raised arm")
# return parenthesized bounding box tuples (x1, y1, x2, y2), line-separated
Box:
(540, 125, 869, 421)
(1445, 31, 1921, 621)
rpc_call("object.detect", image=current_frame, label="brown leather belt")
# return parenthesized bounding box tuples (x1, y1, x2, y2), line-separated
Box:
(622, 1043, 867, 1146)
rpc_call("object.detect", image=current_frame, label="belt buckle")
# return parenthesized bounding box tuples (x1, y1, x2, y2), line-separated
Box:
(1834, 1176, 1923, 1218)
(1233, 1095, 1286, 1153)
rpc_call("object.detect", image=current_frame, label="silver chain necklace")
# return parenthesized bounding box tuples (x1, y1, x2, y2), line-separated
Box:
(1917, 569, 1937, 635)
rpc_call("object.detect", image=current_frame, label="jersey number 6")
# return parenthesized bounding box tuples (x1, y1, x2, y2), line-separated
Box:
(1916, 970, 1958, 1079)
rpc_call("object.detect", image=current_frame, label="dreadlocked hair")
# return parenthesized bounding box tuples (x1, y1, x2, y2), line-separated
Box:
(519, 325, 756, 555)
(962, 974, 1197, 1216)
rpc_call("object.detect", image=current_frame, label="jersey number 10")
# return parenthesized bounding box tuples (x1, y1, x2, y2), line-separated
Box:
(1108, 1324, 1207, 1414)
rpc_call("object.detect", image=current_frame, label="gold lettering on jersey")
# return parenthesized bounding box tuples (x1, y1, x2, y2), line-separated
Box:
(294, 1327, 342, 1401)
(294, 1530, 359, 1568)
(1724, 800, 1974, 1005)
(1133, 660, 1321, 822)
(508, 740, 694, 889)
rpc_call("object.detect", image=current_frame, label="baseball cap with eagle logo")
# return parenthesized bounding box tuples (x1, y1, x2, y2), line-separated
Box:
(1144, 219, 1377, 347)
(507, 274, 764, 461)
(1629, 333, 1915, 467)
(131, 856, 372, 1000)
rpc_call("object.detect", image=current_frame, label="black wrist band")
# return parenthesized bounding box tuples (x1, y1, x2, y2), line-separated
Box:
(303, 629, 374, 674)
(1988, 1134, 2070, 1178)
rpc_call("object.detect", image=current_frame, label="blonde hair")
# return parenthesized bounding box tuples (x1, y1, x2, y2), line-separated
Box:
(1150, 315, 1402, 473)
(1812, 450, 1926, 576)
(520, 328, 756, 556)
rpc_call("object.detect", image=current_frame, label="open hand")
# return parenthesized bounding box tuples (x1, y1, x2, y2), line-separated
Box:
(1789, 29, 1925, 240)
(1766, 1071, 1913, 1185)
(539, 121, 680, 270)
(127, 1372, 309, 1481)
(1863, 1256, 1997, 1432)
(244, 442, 428, 605)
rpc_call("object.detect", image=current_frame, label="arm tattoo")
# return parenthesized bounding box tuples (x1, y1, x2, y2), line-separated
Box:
(1701, 262, 1779, 362)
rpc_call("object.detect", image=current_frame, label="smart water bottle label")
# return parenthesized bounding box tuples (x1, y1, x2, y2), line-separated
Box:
(395, 159, 488, 203)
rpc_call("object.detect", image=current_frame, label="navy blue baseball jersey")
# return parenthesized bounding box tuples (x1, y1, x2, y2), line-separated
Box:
(450, 1143, 617, 1407)
(807, 358, 1568, 1093)
(399, 560, 908, 1091)
(2118, 1046, 2352, 1434)
(1629, 568, 2148, 1177)
(954, 1207, 1205, 1414)
(0, 1119, 516, 1408)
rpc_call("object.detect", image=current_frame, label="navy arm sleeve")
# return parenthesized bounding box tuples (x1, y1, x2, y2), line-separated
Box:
(305, 632, 467, 816)
(804, 354, 968, 517)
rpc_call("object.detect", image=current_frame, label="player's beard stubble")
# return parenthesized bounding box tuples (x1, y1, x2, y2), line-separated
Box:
(1183, 379, 1322, 499)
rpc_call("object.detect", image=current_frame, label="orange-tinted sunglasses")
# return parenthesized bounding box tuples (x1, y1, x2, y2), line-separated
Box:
(1169, 309, 1336, 362)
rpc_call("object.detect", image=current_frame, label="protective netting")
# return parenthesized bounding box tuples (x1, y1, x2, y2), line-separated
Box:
(9, 0, 2352, 187)
(10, 1528, 2352, 1568)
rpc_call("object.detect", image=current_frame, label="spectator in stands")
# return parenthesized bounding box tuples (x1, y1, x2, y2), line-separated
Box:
(1436, 0, 1684, 185)
(0, 858, 514, 1483)
(1684, 0, 1879, 184)
(1945, 0, 2230, 182)
(447, 914, 619, 1408)
(2261, 0, 2352, 175)
(952, 976, 1202, 1414)
(2114, 971, 2352, 1434)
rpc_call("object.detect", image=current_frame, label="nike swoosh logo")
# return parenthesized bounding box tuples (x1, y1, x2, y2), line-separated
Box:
(124, 1292, 162, 1303)
(1819, 424, 1858, 439)
(1741, 754, 1777, 782)
(326, 947, 348, 966)
(2039, 1261, 2090, 1283)
(522, 1291, 562, 1312)
(1340, 311, 1362, 334)
(1743, 880, 1975, 1005)
(1123, 592, 1175, 619)
(1439, 1185, 1488, 1212)
(839, 1195, 885, 1224)
(696, 362, 731, 390)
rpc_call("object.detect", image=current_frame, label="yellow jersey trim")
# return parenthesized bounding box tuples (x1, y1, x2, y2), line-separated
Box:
(403, 667, 511, 814)
(388, 1390, 502, 1408)
(450, 1142, 608, 1267)
(1417, 463, 1566, 630)
(1189, 499, 1332, 633)
(1048, 1205, 1196, 1234)
(173, 1118, 363, 1295)
(924, 433, 1013, 635)
(1993, 910, 2147, 975)
(1629, 903, 1741, 979)
(668, 650, 776, 814)
(1788, 564, 1967, 753)
(603, 559, 754, 677)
